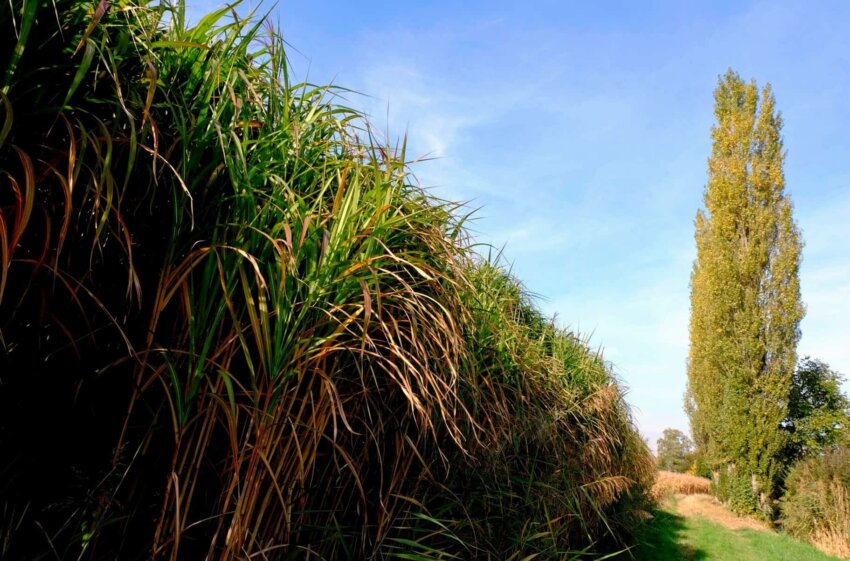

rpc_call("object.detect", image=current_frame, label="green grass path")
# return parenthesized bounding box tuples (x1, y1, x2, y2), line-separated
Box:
(628, 498, 842, 561)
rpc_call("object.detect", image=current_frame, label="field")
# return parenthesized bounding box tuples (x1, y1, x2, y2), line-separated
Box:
(652, 471, 712, 499)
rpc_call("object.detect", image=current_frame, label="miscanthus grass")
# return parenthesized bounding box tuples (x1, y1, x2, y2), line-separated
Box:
(0, 1, 652, 558)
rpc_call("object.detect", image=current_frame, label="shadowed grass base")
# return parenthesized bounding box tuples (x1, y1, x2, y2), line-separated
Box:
(628, 508, 704, 560)
(625, 501, 842, 561)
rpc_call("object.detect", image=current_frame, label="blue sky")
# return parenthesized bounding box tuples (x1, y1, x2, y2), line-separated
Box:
(194, 0, 850, 446)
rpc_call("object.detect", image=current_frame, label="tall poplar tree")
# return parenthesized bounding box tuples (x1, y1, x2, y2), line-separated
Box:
(686, 70, 804, 504)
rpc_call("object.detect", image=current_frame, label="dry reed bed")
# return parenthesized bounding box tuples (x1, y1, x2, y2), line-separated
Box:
(652, 471, 711, 500)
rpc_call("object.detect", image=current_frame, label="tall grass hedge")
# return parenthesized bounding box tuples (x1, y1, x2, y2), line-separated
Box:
(781, 447, 850, 558)
(0, 1, 652, 558)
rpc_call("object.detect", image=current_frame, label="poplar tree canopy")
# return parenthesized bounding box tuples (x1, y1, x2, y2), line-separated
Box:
(686, 69, 804, 501)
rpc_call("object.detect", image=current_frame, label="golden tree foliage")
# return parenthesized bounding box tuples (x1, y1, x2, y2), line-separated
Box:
(686, 70, 804, 502)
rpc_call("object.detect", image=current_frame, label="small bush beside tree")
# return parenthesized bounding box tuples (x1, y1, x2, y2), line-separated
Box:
(712, 466, 759, 515)
(687, 454, 712, 479)
(782, 357, 850, 463)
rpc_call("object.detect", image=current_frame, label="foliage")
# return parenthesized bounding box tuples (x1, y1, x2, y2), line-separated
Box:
(687, 455, 713, 479)
(685, 69, 804, 505)
(712, 467, 758, 515)
(0, 0, 652, 558)
(656, 428, 695, 473)
(781, 446, 850, 558)
(782, 357, 850, 463)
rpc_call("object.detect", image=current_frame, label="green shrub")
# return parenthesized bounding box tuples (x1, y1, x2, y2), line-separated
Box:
(713, 467, 758, 515)
(688, 454, 713, 479)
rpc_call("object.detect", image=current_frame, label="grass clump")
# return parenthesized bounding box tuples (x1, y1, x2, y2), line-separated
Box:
(781, 447, 850, 558)
(386, 262, 654, 558)
(0, 0, 652, 558)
